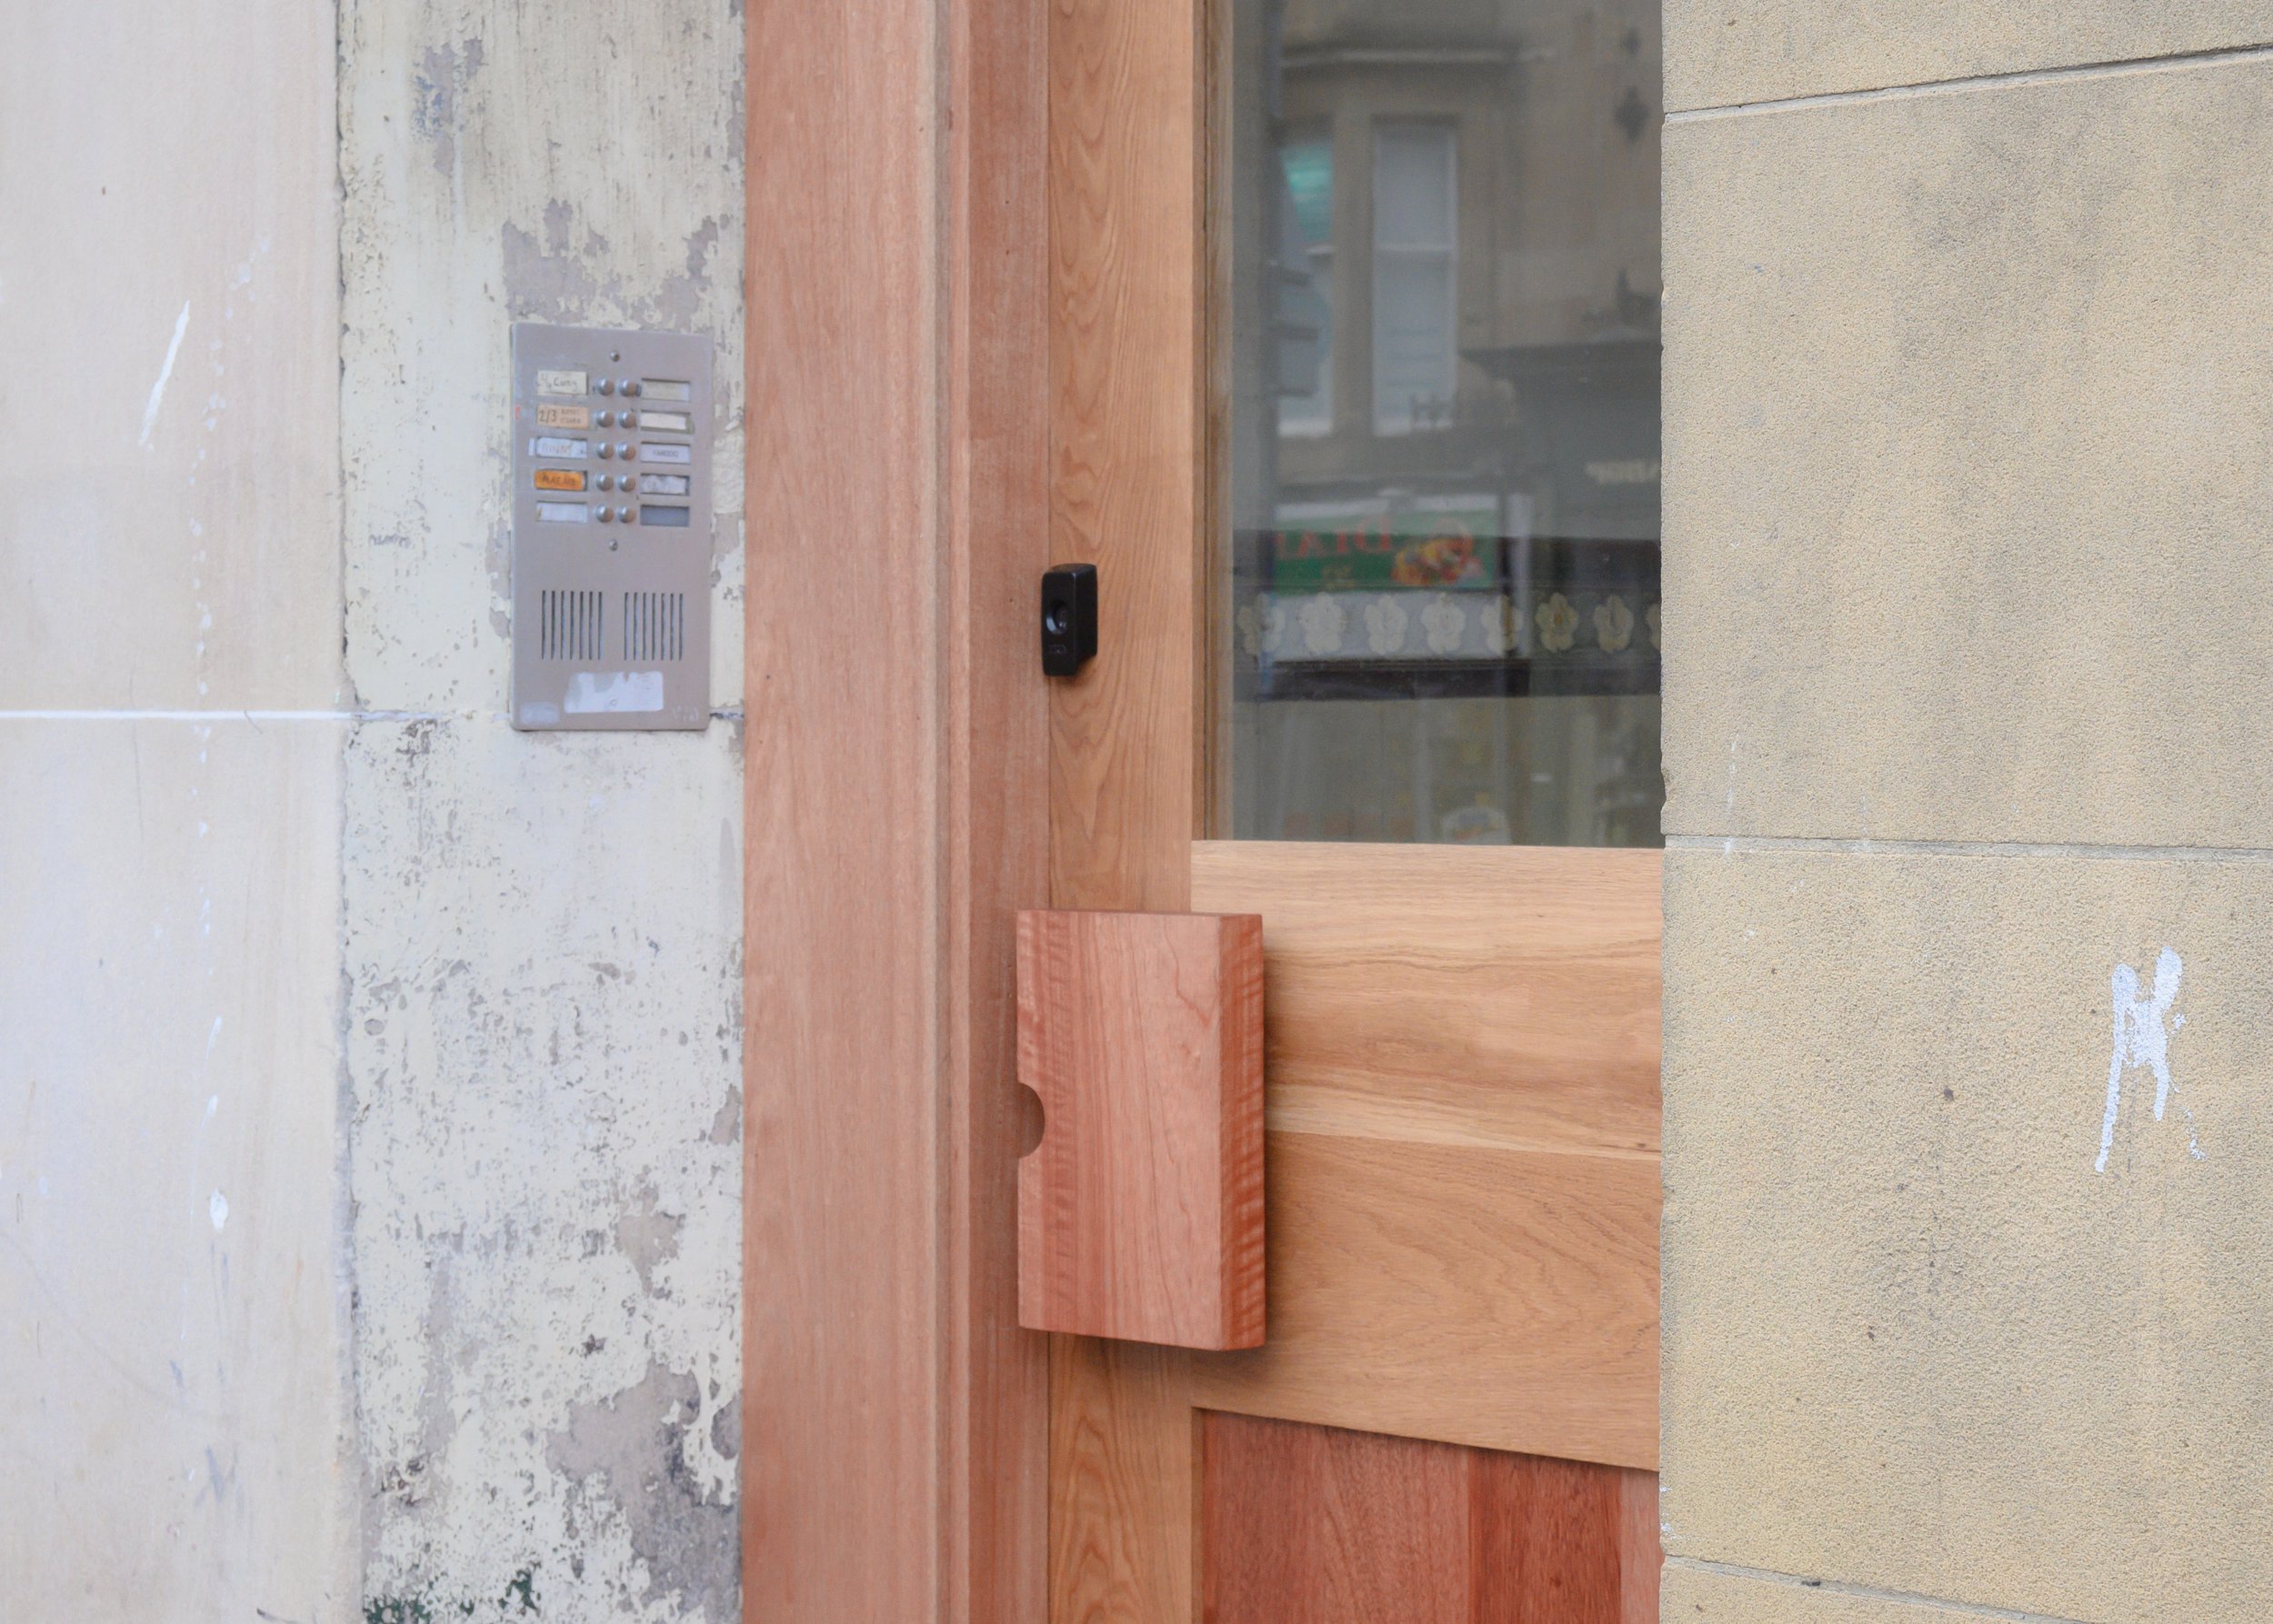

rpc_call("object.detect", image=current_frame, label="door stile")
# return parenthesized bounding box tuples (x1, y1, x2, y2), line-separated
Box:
(946, 0, 1055, 1618)
(1047, 0, 1214, 1613)
(1047, 0, 1208, 916)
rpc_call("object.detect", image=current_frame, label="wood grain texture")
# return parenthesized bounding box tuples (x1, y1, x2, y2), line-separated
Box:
(1053, 1338, 1197, 1624)
(1191, 842, 1662, 1158)
(1186, 841, 1663, 1468)
(746, 0, 944, 1615)
(1203, 1413, 1470, 1624)
(1471, 1450, 1624, 1620)
(1192, 1132, 1660, 1468)
(1048, 0, 1205, 915)
(1202, 1415, 1659, 1623)
(1018, 910, 1265, 1349)
(1619, 1469, 1662, 1624)
(946, 0, 1053, 1614)
(747, 0, 1050, 1617)
(1046, 0, 1209, 1607)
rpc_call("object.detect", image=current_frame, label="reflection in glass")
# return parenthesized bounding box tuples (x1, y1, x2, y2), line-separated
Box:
(1277, 136, 1335, 436)
(1371, 124, 1458, 436)
(1227, 0, 1662, 847)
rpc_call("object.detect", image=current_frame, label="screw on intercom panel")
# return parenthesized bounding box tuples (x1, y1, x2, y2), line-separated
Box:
(1041, 563, 1098, 677)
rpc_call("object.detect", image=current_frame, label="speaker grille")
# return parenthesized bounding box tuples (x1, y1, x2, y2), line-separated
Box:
(538, 589, 604, 661)
(622, 591, 686, 664)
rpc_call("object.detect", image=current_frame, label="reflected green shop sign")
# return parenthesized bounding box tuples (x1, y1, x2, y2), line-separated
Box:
(1264, 500, 1501, 592)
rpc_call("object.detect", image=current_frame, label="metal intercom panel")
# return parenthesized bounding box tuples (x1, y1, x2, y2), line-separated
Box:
(509, 323, 713, 730)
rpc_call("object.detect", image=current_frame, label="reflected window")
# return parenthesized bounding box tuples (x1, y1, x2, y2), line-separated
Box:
(1277, 136, 1335, 436)
(1227, 0, 1663, 848)
(1372, 124, 1457, 436)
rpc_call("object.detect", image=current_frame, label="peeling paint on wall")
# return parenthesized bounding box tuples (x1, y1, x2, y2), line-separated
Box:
(340, 2, 746, 1619)
(340, 0, 747, 717)
(344, 724, 744, 1621)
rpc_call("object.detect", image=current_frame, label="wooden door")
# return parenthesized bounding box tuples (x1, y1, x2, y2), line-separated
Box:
(1044, 0, 1663, 1617)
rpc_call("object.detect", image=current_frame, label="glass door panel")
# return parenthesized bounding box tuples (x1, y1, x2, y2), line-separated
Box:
(1226, 0, 1663, 847)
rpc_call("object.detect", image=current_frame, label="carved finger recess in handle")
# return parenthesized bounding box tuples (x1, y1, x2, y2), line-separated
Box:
(1015, 908, 1266, 1350)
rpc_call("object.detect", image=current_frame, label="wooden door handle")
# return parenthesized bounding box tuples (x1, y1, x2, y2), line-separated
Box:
(1015, 908, 1266, 1350)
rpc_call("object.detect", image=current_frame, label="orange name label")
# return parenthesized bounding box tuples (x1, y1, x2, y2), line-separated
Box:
(534, 468, 586, 492)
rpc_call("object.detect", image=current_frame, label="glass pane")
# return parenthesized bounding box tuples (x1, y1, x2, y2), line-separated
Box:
(1372, 125, 1455, 248)
(1226, 0, 1662, 847)
(1277, 136, 1335, 436)
(1372, 249, 1456, 435)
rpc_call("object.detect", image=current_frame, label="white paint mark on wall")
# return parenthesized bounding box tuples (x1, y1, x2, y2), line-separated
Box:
(208, 1190, 228, 1232)
(139, 302, 192, 448)
(2097, 947, 2203, 1171)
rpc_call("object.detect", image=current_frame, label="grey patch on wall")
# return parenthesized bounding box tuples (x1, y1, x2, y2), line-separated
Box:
(340, 719, 743, 1616)
(341, 1, 747, 1615)
(548, 1363, 740, 1621)
(368, 1251, 465, 1515)
(656, 216, 725, 330)
(615, 1183, 686, 1293)
(486, 512, 513, 642)
(709, 1396, 741, 1463)
(502, 210, 727, 333)
(500, 217, 613, 324)
(411, 38, 486, 176)
(707, 1086, 741, 1145)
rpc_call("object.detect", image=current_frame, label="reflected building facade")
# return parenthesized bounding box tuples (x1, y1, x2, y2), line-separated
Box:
(1227, 0, 1662, 847)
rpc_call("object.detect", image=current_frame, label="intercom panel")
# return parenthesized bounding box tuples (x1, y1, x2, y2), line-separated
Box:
(509, 323, 714, 731)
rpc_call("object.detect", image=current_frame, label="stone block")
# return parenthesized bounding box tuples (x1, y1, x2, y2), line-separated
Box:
(1664, 844, 2273, 1621)
(1667, 5, 2273, 111)
(345, 715, 743, 1620)
(1664, 1564, 2039, 1622)
(1665, 55, 2273, 845)
(0, 718, 349, 1617)
(341, 0, 746, 715)
(0, 2, 341, 710)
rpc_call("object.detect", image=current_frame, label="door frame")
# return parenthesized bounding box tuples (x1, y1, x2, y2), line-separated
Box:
(744, 0, 1657, 1619)
(743, 0, 1054, 1620)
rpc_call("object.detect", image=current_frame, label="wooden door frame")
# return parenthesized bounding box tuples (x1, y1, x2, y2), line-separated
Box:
(745, 0, 1656, 1618)
(743, 0, 1055, 1620)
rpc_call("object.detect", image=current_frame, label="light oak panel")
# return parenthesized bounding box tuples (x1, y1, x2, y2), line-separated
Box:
(1046, 0, 1208, 1610)
(1193, 1132, 1660, 1469)
(1186, 840, 1662, 1466)
(1192, 841, 1662, 1158)
(1051, 1340, 1197, 1624)
(1017, 910, 1265, 1348)
(1047, 0, 1205, 915)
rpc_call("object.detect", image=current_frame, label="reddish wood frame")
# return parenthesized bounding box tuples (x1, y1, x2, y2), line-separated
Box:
(744, 0, 1052, 1619)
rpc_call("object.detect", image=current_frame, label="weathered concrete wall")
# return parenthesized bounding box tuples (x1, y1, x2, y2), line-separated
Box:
(1663, 27, 2273, 1624)
(0, 3, 355, 1619)
(339, 3, 746, 1620)
(5, 2, 746, 1618)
